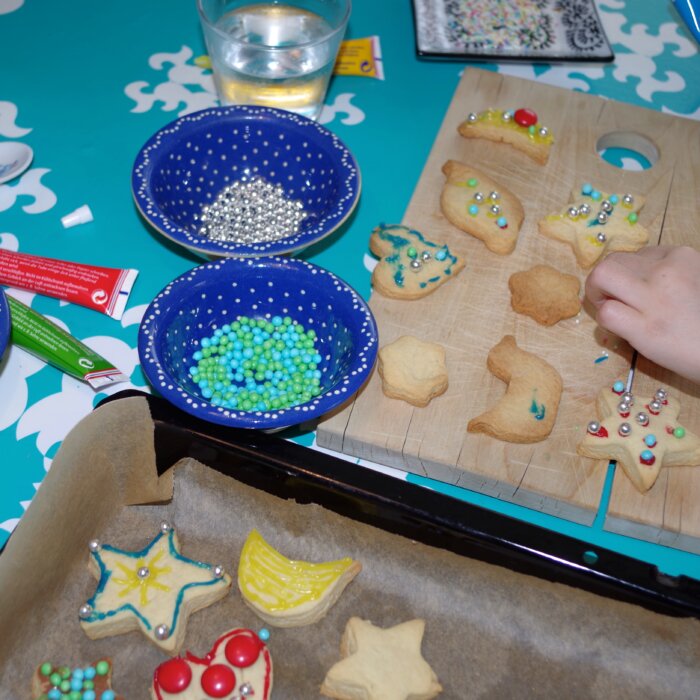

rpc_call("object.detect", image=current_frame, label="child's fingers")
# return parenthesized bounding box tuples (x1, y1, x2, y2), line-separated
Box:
(595, 298, 646, 346)
(585, 256, 651, 311)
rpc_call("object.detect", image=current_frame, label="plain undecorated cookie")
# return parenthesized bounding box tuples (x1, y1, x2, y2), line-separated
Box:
(467, 335, 563, 443)
(538, 184, 649, 269)
(370, 223, 465, 300)
(508, 264, 581, 326)
(320, 617, 442, 700)
(378, 336, 448, 407)
(457, 107, 554, 164)
(440, 160, 525, 255)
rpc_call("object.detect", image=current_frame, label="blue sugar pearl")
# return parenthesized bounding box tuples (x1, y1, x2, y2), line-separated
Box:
(581, 183, 593, 195)
(591, 190, 601, 200)
(468, 204, 479, 216)
(202, 388, 213, 398)
(641, 449, 654, 461)
(214, 329, 223, 337)
(101, 691, 116, 700)
(71, 677, 83, 691)
(609, 194, 619, 204)
(259, 627, 270, 641)
(48, 690, 61, 700)
(83, 692, 96, 700)
(644, 434, 657, 446)
(72, 669, 84, 681)
(201, 338, 211, 348)
(612, 380, 625, 393)
(272, 315, 283, 326)
(193, 351, 203, 361)
(435, 248, 447, 261)
(84, 668, 96, 680)
(497, 216, 507, 228)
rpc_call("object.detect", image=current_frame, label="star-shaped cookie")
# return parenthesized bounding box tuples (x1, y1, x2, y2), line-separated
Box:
(79, 523, 232, 654)
(370, 223, 465, 300)
(320, 617, 442, 700)
(441, 160, 525, 255)
(577, 380, 700, 492)
(538, 183, 649, 269)
(508, 264, 581, 326)
(378, 336, 448, 407)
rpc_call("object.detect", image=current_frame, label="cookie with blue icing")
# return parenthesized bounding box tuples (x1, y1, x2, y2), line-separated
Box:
(370, 223, 465, 300)
(441, 160, 525, 255)
(467, 335, 562, 444)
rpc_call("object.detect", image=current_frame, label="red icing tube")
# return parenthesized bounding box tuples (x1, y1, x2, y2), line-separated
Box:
(0, 248, 138, 320)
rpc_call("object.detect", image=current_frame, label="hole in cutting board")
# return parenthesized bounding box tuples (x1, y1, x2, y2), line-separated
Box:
(596, 131, 658, 171)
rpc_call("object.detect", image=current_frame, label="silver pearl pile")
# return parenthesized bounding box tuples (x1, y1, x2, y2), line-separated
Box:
(197, 177, 308, 244)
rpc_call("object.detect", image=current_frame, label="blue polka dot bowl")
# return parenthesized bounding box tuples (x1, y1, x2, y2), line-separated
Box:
(138, 256, 378, 430)
(0, 288, 10, 361)
(131, 105, 360, 258)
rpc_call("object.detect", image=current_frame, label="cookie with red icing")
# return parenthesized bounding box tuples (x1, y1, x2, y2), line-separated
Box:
(458, 107, 554, 164)
(152, 628, 273, 700)
(578, 380, 700, 493)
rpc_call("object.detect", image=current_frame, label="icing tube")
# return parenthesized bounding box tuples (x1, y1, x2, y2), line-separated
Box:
(0, 248, 138, 321)
(6, 295, 129, 389)
(333, 36, 384, 79)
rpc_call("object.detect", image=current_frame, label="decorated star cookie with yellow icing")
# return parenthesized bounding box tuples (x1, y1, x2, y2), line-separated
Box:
(538, 183, 649, 269)
(320, 617, 443, 700)
(370, 223, 465, 300)
(32, 659, 123, 700)
(467, 335, 563, 444)
(79, 522, 232, 654)
(578, 380, 700, 493)
(238, 529, 361, 627)
(441, 160, 525, 255)
(152, 628, 273, 700)
(458, 107, 554, 164)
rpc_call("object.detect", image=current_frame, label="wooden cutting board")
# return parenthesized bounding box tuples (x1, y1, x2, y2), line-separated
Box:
(317, 68, 700, 550)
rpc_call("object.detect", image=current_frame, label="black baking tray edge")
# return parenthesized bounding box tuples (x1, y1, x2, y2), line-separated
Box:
(16, 388, 700, 618)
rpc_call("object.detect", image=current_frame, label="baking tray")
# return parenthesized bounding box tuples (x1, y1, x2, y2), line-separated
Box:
(95, 389, 700, 619)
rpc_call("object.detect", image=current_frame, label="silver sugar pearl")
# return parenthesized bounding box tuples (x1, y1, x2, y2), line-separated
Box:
(597, 212, 608, 224)
(490, 204, 501, 215)
(240, 682, 254, 696)
(655, 389, 667, 401)
(79, 603, 93, 619)
(623, 193, 634, 205)
(160, 521, 171, 534)
(467, 112, 478, 123)
(587, 421, 601, 434)
(618, 422, 632, 437)
(617, 400, 630, 414)
(410, 259, 422, 271)
(579, 203, 591, 215)
(421, 250, 432, 261)
(212, 564, 225, 579)
(601, 200, 613, 213)
(137, 566, 150, 580)
(621, 392, 634, 405)
(502, 111, 512, 122)
(154, 624, 169, 640)
(539, 126, 549, 137)
(567, 206, 579, 219)
(635, 412, 650, 426)
(596, 232, 606, 243)
(88, 539, 101, 553)
(649, 399, 662, 413)
(489, 191, 500, 201)
(473, 192, 485, 203)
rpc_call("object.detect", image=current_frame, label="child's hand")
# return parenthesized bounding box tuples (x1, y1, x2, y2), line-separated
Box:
(585, 246, 700, 383)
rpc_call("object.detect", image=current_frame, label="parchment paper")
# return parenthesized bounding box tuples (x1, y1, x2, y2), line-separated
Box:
(1, 396, 700, 698)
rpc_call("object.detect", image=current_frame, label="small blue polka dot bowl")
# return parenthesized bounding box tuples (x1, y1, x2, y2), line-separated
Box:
(0, 288, 10, 361)
(131, 105, 360, 258)
(138, 256, 378, 430)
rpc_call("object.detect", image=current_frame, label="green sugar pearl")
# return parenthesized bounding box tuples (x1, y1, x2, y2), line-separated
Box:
(674, 426, 686, 439)
(467, 177, 478, 187)
(49, 672, 63, 686)
(40, 662, 53, 676)
(406, 246, 417, 259)
(627, 212, 638, 223)
(95, 660, 110, 675)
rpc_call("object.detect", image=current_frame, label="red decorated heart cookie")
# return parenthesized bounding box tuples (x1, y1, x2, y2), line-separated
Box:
(152, 628, 272, 699)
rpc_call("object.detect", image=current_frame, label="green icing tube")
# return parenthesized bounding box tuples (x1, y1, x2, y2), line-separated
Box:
(6, 295, 129, 389)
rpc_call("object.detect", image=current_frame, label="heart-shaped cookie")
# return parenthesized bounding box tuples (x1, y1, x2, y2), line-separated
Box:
(152, 628, 272, 699)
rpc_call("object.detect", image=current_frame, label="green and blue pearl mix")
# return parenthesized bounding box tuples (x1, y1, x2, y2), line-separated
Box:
(459, 178, 508, 229)
(189, 315, 323, 412)
(38, 660, 115, 700)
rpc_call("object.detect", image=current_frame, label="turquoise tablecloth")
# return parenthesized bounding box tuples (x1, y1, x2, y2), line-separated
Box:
(2, 0, 700, 579)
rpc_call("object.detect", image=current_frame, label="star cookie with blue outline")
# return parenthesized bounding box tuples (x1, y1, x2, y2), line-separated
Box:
(79, 523, 231, 654)
(578, 380, 700, 493)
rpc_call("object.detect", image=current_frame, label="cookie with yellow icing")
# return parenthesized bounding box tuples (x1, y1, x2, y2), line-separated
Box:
(321, 617, 443, 700)
(237, 529, 361, 627)
(467, 335, 563, 444)
(370, 223, 465, 300)
(79, 523, 231, 654)
(458, 107, 554, 164)
(440, 160, 525, 255)
(578, 380, 700, 493)
(538, 184, 649, 269)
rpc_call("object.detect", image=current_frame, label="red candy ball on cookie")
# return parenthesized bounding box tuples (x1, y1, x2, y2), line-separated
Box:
(155, 657, 193, 693)
(201, 664, 236, 697)
(514, 108, 538, 127)
(225, 631, 262, 668)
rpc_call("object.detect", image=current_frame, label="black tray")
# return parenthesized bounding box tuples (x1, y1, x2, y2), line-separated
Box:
(92, 389, 700, 618)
